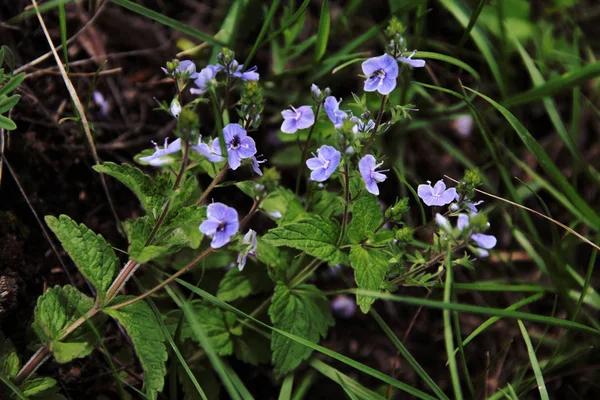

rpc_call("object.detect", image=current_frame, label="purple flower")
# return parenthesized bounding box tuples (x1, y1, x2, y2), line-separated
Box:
(324, 96, 348, 129)
(199, 203, 239, 248)
(397, 50, 426, 68)
(191, 136, 225, 162)
(251, 155, 266, 176)
(237, 229, 258, 271)
(306, 145, 341, 182)
(162, 59, 199, 79)
(190, 65, 220, 95)
(457, 214, 497, 257)
(170, 99, 181, 119)
(436, 213, 452, 231)
(92, 91, 108, 117)
(362, 54, 399, 95)
(311, 84, 322, 98)
(453, 115, 473, 138)
(359, 154, 388, 195)
(350, 116, 375, 135)
(280, 105, 315, 134)
(331, 295, 357, 319)
(223, 123, 257, 170)
(226, 60, 259, 81)
(139, 138, 182, 166)
(417, 180, 457, 207)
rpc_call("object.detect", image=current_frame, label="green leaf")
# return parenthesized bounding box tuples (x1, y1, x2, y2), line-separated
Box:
(104, 298, 168, 400)
(0, 72, 25, 97)
(0, 94, 20, 114)
(32, 285, 95, 363)
(349, 246, 389, 313)
(347, 194, 382, 244)
(268, 284, 334, 377)
(20, 377, 57, 397)
(217, 262, 271, 302)
(45, 215, 118, 304)
(314, 0, 330, 62)
(263, 216, 345, 266)
(0, 331, 19, 378)
(52, 342, 94, 363)
(261, 188, 307, 225)
(93, 162, 168, 214)
(161, 205, 207, 249)
(0, 115, 16, 130)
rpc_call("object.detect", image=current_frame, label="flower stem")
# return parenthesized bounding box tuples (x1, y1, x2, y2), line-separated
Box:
(364, 95, 388, 153)
(195, 165, 229, 206)
(336, 162, 351, 246)
(295, 102, 322, 195)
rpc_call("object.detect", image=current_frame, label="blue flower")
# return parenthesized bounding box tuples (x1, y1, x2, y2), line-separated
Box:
(162, 59, 199, 79)
(191, 136, 225, 162)
(223, 123, 257, 170)
(92, 91, 108, 117)
(359, 154, 388, 195)
(236, 229, 258, 271)
(350, 116, 375, 136)
(280, 105, 315, 134)
(436, 213, 452, 231)
(170, 99, 181, 119)
(199, 203, 239, 248)
(457, 214, 497, 257)
(331, 295, 356, 319)
(361, 54, 399, 95)
(251, 155, 267, 176)
(139, 138, 182, 166)
(397, 50, 426, 68)
(226, 60, 259, 81)
(324, 96, 348, 129)
(190, 65, 220, 95)
(417, 180, 457, 207)
(311, 84, 322, 98)
(306, 145, 341, 182)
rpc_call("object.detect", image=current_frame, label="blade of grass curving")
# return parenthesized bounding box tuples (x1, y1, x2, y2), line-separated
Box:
(456, 0, 486, 49)
(443, 248, 463, 400)
(244, 0, 280, 68)
(370, 309, 449, 399)
(517, 321, 550, 400)
(451, 288, 474, 398)
(32, 0, 123, 234)
(0, 371, 27, 400)
(451, 282, 547, 293)
(502, 61, 600, 107)
(278, 374, 295, 400)
(58, 0, 69, 74)
(262, 0, 310, 46)
(291, 371, 316, 400)
(223, 362, 256, 400)
(464, 86, 600, 230)
(574, 235, 600, 320)
(439, 0, 506, 97)
(109, 0, 225, 46)
(310, 359, 384, 400)
(175, 281, 436, 400)
(314, 0, 330, 62)
(414, 51, 479, 79)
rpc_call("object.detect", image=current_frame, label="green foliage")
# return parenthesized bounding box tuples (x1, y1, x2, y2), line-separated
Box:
(314, 0, 330, 62)
(45, 215, 118, 304)
(0, 54, 24, 130)
(104, 298, 168, 400)
(263, 215, 345, 266)
(261, 187, 307, 225)
(268, 283, 334, 377)
(0, 332, 19, 378)
(347, 194, 382, 244)
(349, 246, 389, 313)
(217, 262, 272, 302)
(32, 285, 96, 363)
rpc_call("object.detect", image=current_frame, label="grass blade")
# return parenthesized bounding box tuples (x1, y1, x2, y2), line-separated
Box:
(443, 249, 463, 400)
(0, 371, 27, 400)
(309, 359, 385, 400)
(314, 0, 330, 62)
(517, 321, 550, 400)
(244, 0, 280, 67)
(414, 51, 479, 79)
(278, 374, 295, 400)
(456, 0, 486, 49)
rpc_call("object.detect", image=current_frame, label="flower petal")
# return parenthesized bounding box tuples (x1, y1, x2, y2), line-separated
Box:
(472, 233, 497, 249)
(457, 214, 469, 231)
(281, 118, 298, 134)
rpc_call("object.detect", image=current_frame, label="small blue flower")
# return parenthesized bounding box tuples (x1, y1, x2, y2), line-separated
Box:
(251, 155, 267, 176)
(359, 154, 388, 195)
(324, 96, 348, 129)
(191, 136, 225, 162)
(200, 203, 239, 248)
(362, 54, 399, 95)
(190, 65, 220, 95)
(418, 180, 457, 207)
(162, 60, 199, 79)
(350, 116, 375, 136)
(306, 145, 341, 182)
(457, 214, 497, 257)
(139, 138, 182, 166)
(223, 123, 257, 170)
(237, 229, 258, 271)
(397, 50, 426, 68)
(436, 213, 452, 231)
(226, 60, 259, 81)
(311, 84, 322, 98)
(92, 91, 108, 117)
(331, 295, 357, 319)
(280, 105, 315, 134)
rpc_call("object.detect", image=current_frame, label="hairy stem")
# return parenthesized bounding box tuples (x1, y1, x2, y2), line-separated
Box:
(295, 102, 322, 194)
(195, 165, 229, 206)
(364, 95, 388, 153)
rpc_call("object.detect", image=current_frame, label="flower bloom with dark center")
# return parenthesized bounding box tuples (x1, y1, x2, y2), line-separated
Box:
(190, 65, 221, 95)
(417, 180, 457, 207)
(139, 138, 182, 166)
(306, 145, 341, 182)
(361, 54, 399, 95)
(223, 123, 257, 170)
(199, 203, 239, 248)
(324, 96, 348, 129)
(280, 105, 315, 134)
(359, 154, 388, 195)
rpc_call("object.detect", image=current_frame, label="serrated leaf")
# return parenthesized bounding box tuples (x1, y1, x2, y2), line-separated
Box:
(32, 285, 96, 363)
(261, 188, 307, 225)
(311, 190, 343, 218)
(45, 215, 118, 303)
(19, 377, 57, 397)
(347, 195, 382, 244)
(51, 342, 93, 363)
(268, 284, 334, 377)
(263, 216, 345, 266)
(104, 298, 168, 400)
(165, 301, 240, 356)
(256, 238, 289, 283)
(0, 331, 20, 378)
(161, 205, 206, 249)
(217, 262, 271, 302)
(93, 162, 168, 214)
(124, 216, 190, 263)
(349, 246, 389, 313)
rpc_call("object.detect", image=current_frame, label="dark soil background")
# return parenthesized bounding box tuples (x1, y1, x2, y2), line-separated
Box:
(2, 0, 600, 398)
